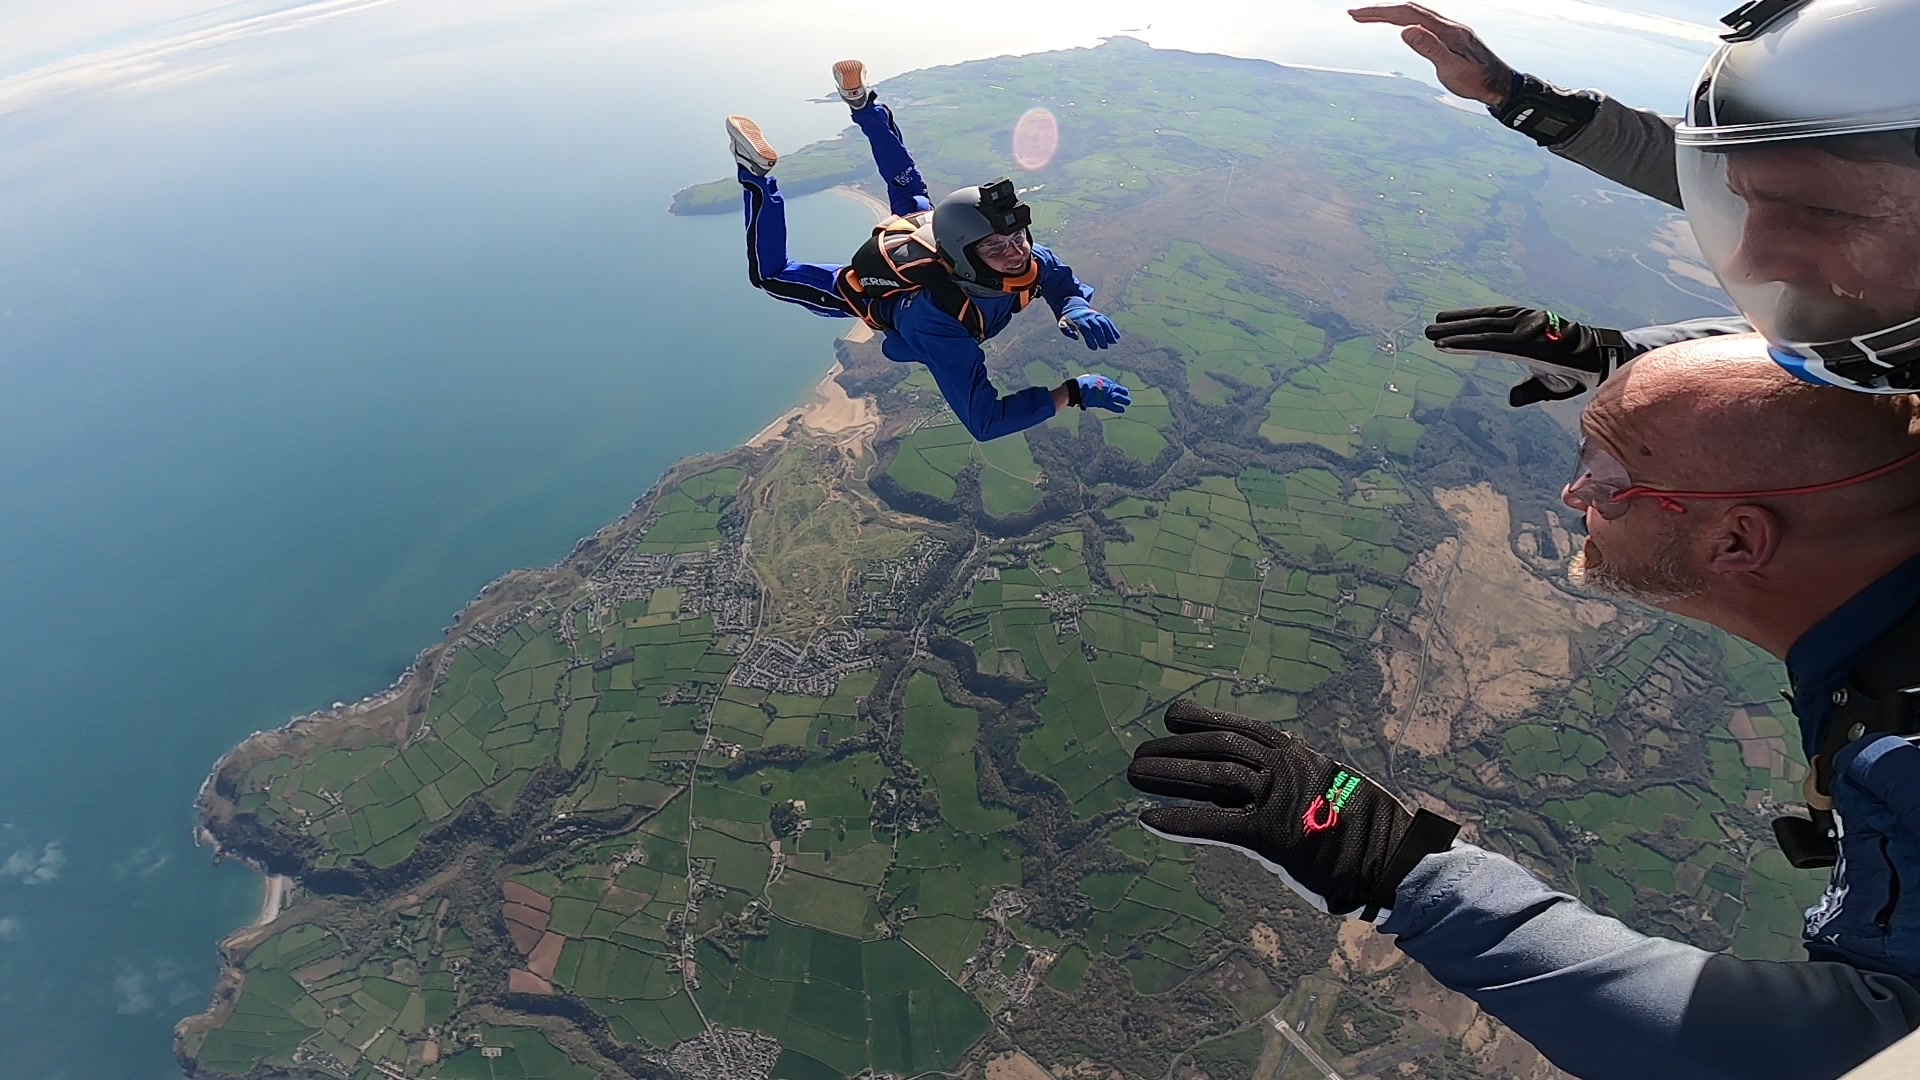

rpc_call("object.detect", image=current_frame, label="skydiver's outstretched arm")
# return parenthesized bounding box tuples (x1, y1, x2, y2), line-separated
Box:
(1621, 315, 1753, 354)
(1352, 5, 1681, 207)
(1386, 845, 1920, 1080)
(885, 299, 1056, 441)
(1549, 98, 1681, 209)
(1425, 308, 1753, 407)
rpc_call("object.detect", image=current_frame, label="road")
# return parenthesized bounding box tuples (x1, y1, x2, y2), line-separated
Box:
(1270, 990, 1316, 1079)
(1266, 1002, 1346, 1080)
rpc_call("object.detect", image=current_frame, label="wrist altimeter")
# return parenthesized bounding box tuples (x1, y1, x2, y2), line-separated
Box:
(1491, 73, 1601, 147)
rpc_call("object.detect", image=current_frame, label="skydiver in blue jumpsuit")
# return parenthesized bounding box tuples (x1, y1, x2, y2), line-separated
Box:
(726, 60, 1130, 443)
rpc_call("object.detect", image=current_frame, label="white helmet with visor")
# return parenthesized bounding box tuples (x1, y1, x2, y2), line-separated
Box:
(1676, 0, 1920, 392)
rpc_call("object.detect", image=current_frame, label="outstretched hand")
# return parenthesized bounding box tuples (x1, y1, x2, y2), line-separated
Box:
(1425, 305, 1628, 408)
(1127, 701, 1459, 921)
(1066, 374, 1131, 413)
(1059, 302, 1121, 350)
(1349, 4, 1515, 108)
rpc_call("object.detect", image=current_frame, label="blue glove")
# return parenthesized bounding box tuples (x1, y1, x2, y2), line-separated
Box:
(1067, 373, 1131, 413)
(1058, 300, 1120, 350)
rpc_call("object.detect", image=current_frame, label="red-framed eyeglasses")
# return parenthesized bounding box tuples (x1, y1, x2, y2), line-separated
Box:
(1564, 439, 1920, 520)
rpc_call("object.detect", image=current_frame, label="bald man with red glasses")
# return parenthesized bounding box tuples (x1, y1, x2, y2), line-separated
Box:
(1127, 334, 1920, 1078)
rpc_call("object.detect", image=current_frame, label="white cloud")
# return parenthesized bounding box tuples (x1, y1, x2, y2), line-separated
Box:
(112, 958, 195, 1016)
(113, 843, 172, 880)
(1, 842, 64, 885)
(1465, 0, 1716, 42)
(113, 969, 155, 1015)
(0, 0, 397, 117)
(0, 917, 20, 940)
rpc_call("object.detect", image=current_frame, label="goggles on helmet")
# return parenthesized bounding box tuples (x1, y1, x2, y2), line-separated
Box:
(973, 231, 1031, 261)
(1563, 438, 1920, 519)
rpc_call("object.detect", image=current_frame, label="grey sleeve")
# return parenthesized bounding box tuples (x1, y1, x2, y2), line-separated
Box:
(1620, 316, 1754, 357)
(1548, 96, 1683, 209)
(1381, 845, 1920, 1080)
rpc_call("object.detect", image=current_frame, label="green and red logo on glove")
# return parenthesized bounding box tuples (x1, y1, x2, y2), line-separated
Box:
(1543, 311, 1565, 343)
(1302, 770, 1362, 835)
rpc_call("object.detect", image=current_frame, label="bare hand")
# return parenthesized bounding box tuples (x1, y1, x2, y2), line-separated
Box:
(1349, 4, 1516, 108)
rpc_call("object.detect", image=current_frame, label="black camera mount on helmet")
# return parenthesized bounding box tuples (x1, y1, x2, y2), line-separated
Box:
(976, 178, 1032, 235)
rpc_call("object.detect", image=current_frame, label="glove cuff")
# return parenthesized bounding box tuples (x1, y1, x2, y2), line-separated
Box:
(1490, 74, 1602, 148)
(1361, 809, 1460, 920)
(1062, 378, 1084, 408)
(1587, 326, 1630, 378)
(1509, 376, 1587, 408)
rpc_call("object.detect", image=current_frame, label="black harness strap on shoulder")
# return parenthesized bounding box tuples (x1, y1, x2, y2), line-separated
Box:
(1772, 685, 1920, 869)
(833, 213, 1034, 341)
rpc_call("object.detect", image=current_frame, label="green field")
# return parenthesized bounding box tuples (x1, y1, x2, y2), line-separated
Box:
(1504, 723, 1610, 782)
(1260, 336, 1466, 458)
(191, 901, 477, 1077)
(900, 673, 1015, 834)
(1092, 370, 1175, 462)
(1046, 945, 1090, 992)
(885, 422, 1048, 516)
(234, 545, 775, 870)
(941, 470, 1407, 820)
(437, 1027, 599, 1079)
(711, 925, 989, 1074)
(1534, 624, 1824, 959)
(1117, 241, 1328, 404)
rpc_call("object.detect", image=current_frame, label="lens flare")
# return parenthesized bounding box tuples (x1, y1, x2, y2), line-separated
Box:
(1012, 107, 1058, 171)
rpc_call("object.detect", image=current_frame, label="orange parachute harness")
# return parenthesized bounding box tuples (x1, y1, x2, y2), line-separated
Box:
(833, 211, 1039, 341)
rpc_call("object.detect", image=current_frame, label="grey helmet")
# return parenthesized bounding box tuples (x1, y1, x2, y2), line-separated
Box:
(1675, 0, 1920, 392)
(930, 178, 1033, 293)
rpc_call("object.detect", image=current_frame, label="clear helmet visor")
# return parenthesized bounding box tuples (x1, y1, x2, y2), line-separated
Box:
(1676, 136, 1920, 392)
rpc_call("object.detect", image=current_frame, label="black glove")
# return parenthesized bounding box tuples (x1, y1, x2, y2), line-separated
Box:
(1126, 701, 1459, 921)
(1425, 306, 1629, 408)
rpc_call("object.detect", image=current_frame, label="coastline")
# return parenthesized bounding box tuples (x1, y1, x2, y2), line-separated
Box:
(825, 183, 890, 224)
(742, 183, 886, 450)
(746, 336, 881, 451)
(198, 252, 882, 961)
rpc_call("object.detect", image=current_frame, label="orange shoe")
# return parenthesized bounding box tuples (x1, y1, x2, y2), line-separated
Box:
(832, 59, 872, 108)
(726, 115, 778, 175)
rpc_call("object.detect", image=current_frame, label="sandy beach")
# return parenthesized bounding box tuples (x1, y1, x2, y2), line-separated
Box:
(826, 183, 890, 224)
(747, 345, 881, 450)
(256, 874, 289, 926)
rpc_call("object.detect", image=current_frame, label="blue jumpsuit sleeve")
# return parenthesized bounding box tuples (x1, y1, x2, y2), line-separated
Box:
(1030, 245, 1096, 318)
(1620, 316, 1754, 360)
(1381, 844, 1920, 1080)
(890, 298, 1056, 442)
